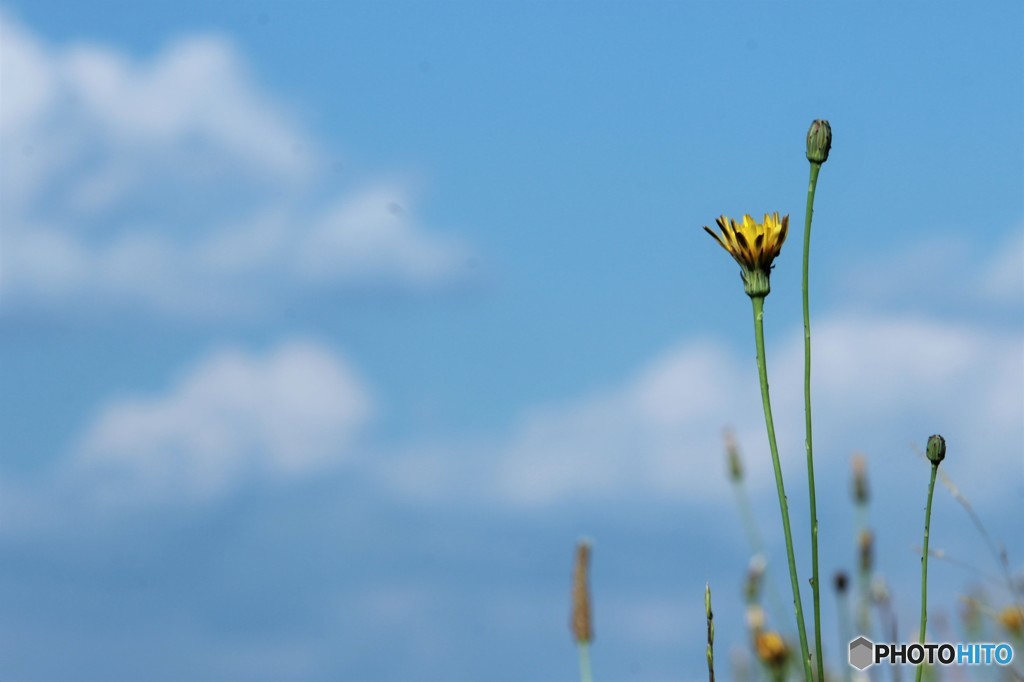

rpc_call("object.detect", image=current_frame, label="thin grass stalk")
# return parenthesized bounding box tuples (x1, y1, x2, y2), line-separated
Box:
(731, 475, 792, 635)
(856, 527, 874, 638)
(707, 583, 716, 682)
(578, 642, 593, 682)
(835, 575, 853, 682)
(935, 464, 1023, 609)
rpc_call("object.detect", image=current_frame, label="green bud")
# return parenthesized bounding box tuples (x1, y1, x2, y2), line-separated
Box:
(926, 434, 946, 465)
(806, 119, 832, 164)
(724, 430, 743, 482)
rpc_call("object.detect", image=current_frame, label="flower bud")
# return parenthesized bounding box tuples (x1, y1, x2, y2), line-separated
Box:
(926, 434, 946, 465)
(806, 119, 832, 164)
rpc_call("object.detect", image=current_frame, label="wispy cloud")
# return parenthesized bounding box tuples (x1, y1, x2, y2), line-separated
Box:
(8, 313, 1018, 525)
(838, 227, 1024, 311)
(372, 313, 1023, 510)
(68, 340, 371, 506)
(0, 12, 472, 317)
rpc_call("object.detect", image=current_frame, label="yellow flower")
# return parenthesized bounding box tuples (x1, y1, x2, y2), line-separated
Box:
(998, 605, 1024, 635)
(704, 213, 789, 297)
(755, 631, 790, 668)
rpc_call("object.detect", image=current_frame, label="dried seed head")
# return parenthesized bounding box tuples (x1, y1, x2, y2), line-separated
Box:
(858, 529, 874, 574)
(725, 429, 744, 483)
(851, 453, 869, 505)
(570, 540, 593, 643)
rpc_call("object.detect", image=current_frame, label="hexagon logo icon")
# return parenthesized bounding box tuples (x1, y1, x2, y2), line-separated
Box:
(849, 636, 874, 670)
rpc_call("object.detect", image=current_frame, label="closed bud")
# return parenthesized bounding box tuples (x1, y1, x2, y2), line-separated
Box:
(926, 434, 946, 465)
(806, 119, 832, 164)
(833, 570, 849, 594)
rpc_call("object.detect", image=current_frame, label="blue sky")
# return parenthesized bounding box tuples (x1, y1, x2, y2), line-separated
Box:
(1, 2, 1022, 680)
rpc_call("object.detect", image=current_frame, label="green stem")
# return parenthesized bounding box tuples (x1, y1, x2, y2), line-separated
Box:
(855, 506, 872, 637)
(916, 464, 939, 682)
(803, 160, 825, 682)
(837, 591, 854, 682)
(578, 642, 593, 682)
(751, 295, 813, 681)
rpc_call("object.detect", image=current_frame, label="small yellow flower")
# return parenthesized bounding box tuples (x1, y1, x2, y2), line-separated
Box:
(755, 631, 790, 668)
(997, 605, 1024, 635)
(704, 213, 789, 297)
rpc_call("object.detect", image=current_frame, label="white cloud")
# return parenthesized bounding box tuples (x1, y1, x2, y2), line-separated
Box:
(979, 229, 1024, 304)
(493, 340, 761, 506)
(7, 315, 1018, 524)
(0, 12, 471, 316)
(841, 228, 1024, 310)
(372, 313, 1023, 510)
(69, 340, 371, 506)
